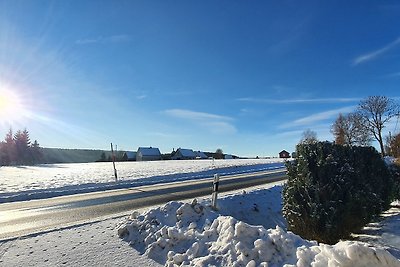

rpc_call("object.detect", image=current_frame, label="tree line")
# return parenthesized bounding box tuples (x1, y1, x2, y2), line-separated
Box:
(303, 96, 400, 158)
(0, 128, 42, 166)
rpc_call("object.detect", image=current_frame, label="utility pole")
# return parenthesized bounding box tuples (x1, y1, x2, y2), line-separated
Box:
(111, 143, 118, 182)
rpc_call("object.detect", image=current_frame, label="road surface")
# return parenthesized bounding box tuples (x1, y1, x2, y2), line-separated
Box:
(0, 168, 286, 240)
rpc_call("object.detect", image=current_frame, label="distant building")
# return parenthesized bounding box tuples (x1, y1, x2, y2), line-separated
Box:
(122, 151, 136, 161)
(171, 148, 196, 160)
(279, 150, 290, 158)
(194, 151, 208, 159)
(122, 151, 137, 161)
(136, 147, 162, 161)
(224, 154, 234, 159)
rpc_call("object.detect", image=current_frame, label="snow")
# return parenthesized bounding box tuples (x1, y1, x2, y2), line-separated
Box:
(117, 186, 400, 267)
(1, 159, 399, 266)
(0, 215, 161, 267)
(353, 200, 400, 259)
(0, 159, 284, 203)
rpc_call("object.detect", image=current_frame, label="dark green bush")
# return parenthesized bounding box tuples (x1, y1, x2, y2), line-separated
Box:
(282, 142, 393, 244)
(388, 162, 400, 200)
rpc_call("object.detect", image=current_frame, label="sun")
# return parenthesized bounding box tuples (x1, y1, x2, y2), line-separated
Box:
(0, 88, 25, 122)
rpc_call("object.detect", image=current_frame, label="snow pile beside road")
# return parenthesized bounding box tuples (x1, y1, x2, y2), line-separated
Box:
(118, 199, 310, 266)
(295, 241, 400, 267)
(117, 187, 400, 266)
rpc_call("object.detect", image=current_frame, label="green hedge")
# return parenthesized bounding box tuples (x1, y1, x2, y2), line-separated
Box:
(388, 162, 400, 200)
(282, 142, 393, 244)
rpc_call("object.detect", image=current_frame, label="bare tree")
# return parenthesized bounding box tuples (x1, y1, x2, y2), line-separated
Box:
(386, 133, 400, 158)
(331, 112, 371, 146)
(300, 129, 318, 144)
(358, 96, 400, 157)
(331, 113, 346, 145)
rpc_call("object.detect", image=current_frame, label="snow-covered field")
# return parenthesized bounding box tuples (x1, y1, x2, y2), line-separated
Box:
(1, 158, 399, 266)
(0, 159, 285, 203)
(1, 182, 399, 266)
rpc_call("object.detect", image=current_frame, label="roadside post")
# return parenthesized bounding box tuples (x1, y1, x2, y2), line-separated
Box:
(211, 173, 220, 210)
(111, 143, 118, 182)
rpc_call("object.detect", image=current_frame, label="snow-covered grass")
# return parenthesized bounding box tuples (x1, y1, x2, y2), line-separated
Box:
(118, 186, 400, 267)
(0, 159, 285, 203)
(1, 158, 399, 266)
(1, 182, 399, 266)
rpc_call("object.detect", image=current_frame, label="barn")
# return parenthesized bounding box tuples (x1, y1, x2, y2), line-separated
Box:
(194, 151, 208, 159)
(171, 148, 196, 160)
(136, 147, 162, 161)
(123, 151, 137, 161)
(279, 150, 290, 158)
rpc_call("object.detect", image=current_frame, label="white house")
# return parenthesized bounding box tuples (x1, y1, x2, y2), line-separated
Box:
(136, 147, 162, 161)
(194, 151, 208, 159)
(171, 148, 196, 160)
(123, 151, 137, 161)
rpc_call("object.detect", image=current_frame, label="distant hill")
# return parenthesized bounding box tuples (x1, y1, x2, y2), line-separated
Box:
(41, 148, 113, 164)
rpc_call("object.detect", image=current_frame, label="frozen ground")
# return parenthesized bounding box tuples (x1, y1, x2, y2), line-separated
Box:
(1, 182, 399, 267)
(0, 159, 285, 203)
(1, 159, 399, 266)
(353, 201, 400, 259)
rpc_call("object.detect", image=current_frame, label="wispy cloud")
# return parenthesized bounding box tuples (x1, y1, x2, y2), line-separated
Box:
(294, 106, 355, 125)
(353, 37, 400, 65)
(237, 97, 360, 104)
(385, 72, 400, 78)
(164, 109, 233, 121)
(163, 109, 236, 134)
(136, 94, 147, 100)
(75, 34, 131, 45)
(280, 106, 356, 129)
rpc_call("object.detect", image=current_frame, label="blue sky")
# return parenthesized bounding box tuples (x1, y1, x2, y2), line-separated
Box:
(0, 1, 399, 157)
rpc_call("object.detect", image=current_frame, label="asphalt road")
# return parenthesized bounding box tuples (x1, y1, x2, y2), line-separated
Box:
(0, 168, 286, 241)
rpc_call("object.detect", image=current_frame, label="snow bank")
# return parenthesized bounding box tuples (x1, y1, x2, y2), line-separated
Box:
(118, 188, 400, 267)
(295, 241, 400, 267)
(117, 199, 310, 266)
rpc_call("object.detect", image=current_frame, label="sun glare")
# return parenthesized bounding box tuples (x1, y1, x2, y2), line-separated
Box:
(0, 88, 26, 123)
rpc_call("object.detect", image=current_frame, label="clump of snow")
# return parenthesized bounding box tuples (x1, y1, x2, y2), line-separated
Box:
(294, 241, 400, 267)
(118, 199, 310, 266)
(118, 187, 400, 267)
(117, 199, 219, 263)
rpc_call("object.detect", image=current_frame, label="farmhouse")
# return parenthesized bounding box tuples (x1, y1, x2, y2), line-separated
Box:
(194, 151, 208, 159)
(279, 150, 290, 158)
(171, 148, 197, 160)
(224, 154, 234, 159)
(123, 151, 137, 161)
(136, 147, 162, 161)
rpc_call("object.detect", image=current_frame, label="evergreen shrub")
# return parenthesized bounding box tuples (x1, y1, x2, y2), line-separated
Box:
(388, 162, 400, 200)
(282, 142, 393, 244)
